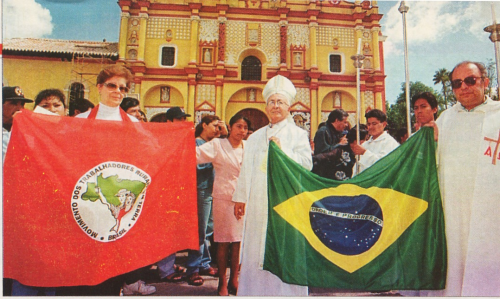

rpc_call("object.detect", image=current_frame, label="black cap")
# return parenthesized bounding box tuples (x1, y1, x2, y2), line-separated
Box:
(165, 106, 191, 121)
(3, 86, 33, 104)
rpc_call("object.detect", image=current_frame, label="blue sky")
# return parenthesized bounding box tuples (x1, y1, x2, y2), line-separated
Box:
(2, 0, 498, 104)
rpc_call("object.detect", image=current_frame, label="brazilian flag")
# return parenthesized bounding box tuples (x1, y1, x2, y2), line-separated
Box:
(264, 127, 446, 291)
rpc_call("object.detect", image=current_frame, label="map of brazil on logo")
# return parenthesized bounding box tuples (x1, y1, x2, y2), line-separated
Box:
(71, 162, 151, 242)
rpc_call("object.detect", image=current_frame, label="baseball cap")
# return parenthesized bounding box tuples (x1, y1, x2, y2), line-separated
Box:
(3, 86, 33, 104)
(166, 106, 191, 121)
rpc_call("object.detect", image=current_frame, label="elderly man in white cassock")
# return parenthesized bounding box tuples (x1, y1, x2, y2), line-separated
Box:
(232, 75, 312, 296)
(433, 61, 500, 296)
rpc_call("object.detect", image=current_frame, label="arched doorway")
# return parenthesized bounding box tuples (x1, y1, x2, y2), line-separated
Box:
(237, 108, 268, 131)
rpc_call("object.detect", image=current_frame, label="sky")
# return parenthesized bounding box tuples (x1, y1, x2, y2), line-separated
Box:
(2, 0, 499, 104)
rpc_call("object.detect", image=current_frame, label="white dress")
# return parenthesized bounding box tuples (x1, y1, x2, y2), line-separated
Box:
(232, 118, 312, 296)
(196, 138, 244, 242)
(433, 98, 500, 296)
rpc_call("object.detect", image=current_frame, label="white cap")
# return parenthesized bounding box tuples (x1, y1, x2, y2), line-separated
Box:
(262, 75, 296, 105)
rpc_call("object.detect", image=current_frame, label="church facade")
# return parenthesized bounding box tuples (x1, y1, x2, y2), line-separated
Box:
(2, 0, 386, 138)
(118, 0, 386, 135)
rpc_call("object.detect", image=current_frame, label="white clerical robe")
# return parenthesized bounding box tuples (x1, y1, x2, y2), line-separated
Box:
(434, 98, 500, 296)
(353, 131, 399, 175)
(232, 118, 312, 296)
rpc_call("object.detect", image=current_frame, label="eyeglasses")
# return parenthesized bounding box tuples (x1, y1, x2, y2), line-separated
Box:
(267, 100, 289, 107)
(451, 76, 483, 89)
(102, 82, 130, 94)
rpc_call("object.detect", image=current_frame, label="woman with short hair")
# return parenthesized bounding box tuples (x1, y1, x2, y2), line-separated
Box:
(76, 65, 137, 122)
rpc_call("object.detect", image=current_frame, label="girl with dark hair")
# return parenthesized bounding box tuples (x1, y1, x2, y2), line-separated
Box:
(176, 114, 226, 287)
(196, 114, 249, 295)
(34, 89, 66, 116)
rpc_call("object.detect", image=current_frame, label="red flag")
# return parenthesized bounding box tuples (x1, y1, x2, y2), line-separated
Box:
(3, 110, 198, 287)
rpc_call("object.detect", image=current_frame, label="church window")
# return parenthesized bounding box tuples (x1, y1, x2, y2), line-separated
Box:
(329, 54, 342, 73)
(161, 46, 176, 67)
(241, 56, 262, 81)
(69, 82, 85, 102)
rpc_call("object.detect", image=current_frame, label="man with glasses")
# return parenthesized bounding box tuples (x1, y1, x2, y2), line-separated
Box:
(434, 61, 500, 296)
(232, 75, 312, 296)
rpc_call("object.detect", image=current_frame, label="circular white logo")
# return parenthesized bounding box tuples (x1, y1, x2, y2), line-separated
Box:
(71, 162, 151, 242)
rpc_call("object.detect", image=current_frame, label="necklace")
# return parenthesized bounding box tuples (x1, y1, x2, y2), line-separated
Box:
(264, 121, 287, 148)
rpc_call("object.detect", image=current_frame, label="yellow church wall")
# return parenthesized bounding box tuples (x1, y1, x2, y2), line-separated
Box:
(3, 57, 108, 110)
(139, 81, 188, 108)
(143, 38, 193, 68)
(316, 44, 358, 75)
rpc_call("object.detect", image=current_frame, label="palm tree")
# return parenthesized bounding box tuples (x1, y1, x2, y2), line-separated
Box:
(433, 68, 450, 109)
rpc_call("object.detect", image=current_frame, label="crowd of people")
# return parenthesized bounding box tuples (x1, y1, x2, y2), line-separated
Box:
(3, 60, 499, 296)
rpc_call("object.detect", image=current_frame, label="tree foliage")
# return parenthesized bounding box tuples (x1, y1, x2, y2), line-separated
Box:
(485, 59, 498, 100)
(433, 68, 455, 109)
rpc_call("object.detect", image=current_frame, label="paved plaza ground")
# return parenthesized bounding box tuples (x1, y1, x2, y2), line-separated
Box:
(2, 251, 401, 296)
(142, 252, 401, 297)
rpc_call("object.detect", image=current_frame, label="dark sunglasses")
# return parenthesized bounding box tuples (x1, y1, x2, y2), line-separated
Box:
(103, 82, 130, 93)
(451, 76, 483, 89)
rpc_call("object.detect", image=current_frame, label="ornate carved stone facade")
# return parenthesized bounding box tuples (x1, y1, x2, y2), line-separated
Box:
(118, 0, 386, 136)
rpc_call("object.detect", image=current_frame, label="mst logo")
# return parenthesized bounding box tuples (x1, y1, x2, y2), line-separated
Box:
(71, 162, 151, 242)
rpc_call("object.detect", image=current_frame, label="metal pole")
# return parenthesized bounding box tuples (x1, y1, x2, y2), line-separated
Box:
(484, 3, 500, 94)
(399, 1, 411, 139)
(351, 38, 364, 174)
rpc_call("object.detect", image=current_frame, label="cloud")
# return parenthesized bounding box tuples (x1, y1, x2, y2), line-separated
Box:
(381, 1, 477, 55)
(464, 1, 500, 34)
(44, 0, 87, 2)
(3, 0, 53, 39)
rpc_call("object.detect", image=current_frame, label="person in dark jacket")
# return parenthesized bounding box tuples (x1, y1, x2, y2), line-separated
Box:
(312, 109, 348, 179)
(313, 125, 368, 180)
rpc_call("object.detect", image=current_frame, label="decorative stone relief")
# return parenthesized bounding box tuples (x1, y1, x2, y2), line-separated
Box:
(291, 111, 311, 135)
(347, 113, 356, 127)
(334, 92, 341, 107)
(225, 21, 246, 65)
(127, 49, 138, 60)
(280, 25, 287, 64)
(364, 90, 374, 110)
(195, 110, 215, 125)
(287, 24, 309, 48)
(261, 23, 280, 66)
(218, 21, 226, 62)
(196, 84, 216, 106)
(225, 20, 279, 67)
(128, 18, 140, 45)
(363, 57, 372, 69)
(321, 111, 330, 123)
(294, 88, 311, 107)
(147, 17, 191, 40)
(317, 26, 355, 48)
(145, 107, 168, 120)
(200, 19, 219, 42)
